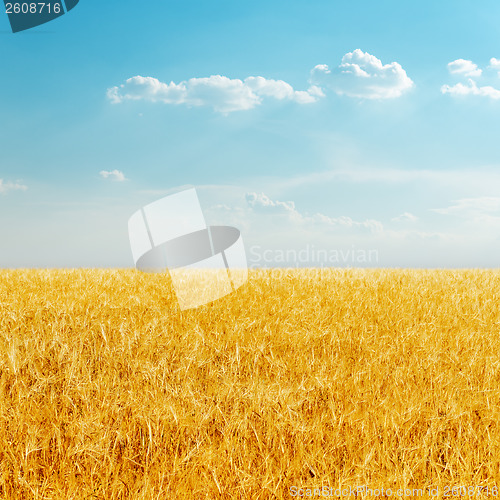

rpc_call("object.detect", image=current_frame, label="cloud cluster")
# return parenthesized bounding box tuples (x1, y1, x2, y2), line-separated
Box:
(441, 58, 500, 99)
(108, 75, 322, 113)
(99, 170, 127, 182)
(310, 49, 414, 99)
(107, 52, 500, 111)
(245, 192, 383, 233)
(490, 58, 500, 76)
(107, 50, 413, 113)
(0, 179, 27, 194)
(206, 189, 456, 268)
(441, 79, 500, 99)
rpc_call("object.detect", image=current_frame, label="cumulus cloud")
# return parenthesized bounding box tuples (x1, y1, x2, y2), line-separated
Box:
(442, 58, 500, 99)
(447, 59, 482, 77)
(244, 77, 324, 104)
(441, 79, 500, 99)
(99, 170, 127, 182)
(107, 75, 322, 113)
(245, 192, 383, 233)
(310, 49, 414, 99)
(0, 179, 27, 194)
(392, 212, 418, 223)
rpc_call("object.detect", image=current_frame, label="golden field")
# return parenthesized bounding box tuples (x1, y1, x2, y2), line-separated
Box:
(0, 268, 500, 499)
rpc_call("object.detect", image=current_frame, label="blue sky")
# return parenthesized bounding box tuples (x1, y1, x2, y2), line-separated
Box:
(2, 0, 500, 267)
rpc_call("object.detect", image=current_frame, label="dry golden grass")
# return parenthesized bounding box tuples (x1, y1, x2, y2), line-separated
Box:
(0, 268, 500, 499)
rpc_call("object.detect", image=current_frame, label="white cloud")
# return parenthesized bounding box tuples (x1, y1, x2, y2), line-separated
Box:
(431, 197, 500, 216)
(447, 59, 482, 77)
(244, 77, 323, 104)
(0, 179, 27, 194)
(246, 192, 296, 214)
(245, 192, 383, 233)
(99, 170, 127, 182)
(310, 49, 414, 99)
(441, 79, 500, 99)
(442, 58, 500, 100)
(107, 75, 322, 113)
(489, 57, 500, 76)
(392, 212, 418, 223)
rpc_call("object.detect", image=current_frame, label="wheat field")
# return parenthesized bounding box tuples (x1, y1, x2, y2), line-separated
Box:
(0, 268, 499, 499)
